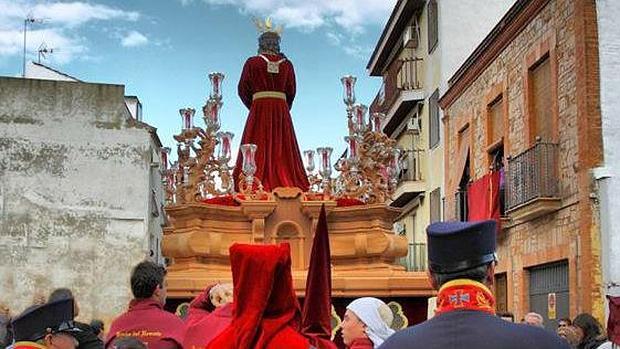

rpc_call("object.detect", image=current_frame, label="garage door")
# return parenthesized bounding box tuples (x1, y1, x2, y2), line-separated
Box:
(528, 260, 569, 331)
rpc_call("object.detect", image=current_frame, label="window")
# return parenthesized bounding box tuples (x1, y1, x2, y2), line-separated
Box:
(427, 0, 438, 53)
(495, 273, 508, 314)
(429, 89, 440, 148)
(529, 54, 553, 141)
(430, 187, 441, 223)
(488, 95, 504, 145)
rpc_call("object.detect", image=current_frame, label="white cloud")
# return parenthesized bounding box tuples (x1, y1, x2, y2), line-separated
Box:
(121, 31, 148, 47)
(0, 0, 141, 64)
(194, 0, 395, 33)
(30, 2, 139, 27)
(193, 0, 395, 57)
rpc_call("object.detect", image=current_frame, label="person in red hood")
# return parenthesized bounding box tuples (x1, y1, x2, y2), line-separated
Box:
(105, 260, 184, 349)
(206, 243, 313, 349)
(183, 283, 234, 349)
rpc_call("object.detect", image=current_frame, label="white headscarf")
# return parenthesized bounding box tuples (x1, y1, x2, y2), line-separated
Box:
(346, 297, 395, 348)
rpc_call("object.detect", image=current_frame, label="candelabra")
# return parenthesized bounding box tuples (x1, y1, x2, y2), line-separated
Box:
(332, 75, 402, 204)
(164, 72, 235, 205)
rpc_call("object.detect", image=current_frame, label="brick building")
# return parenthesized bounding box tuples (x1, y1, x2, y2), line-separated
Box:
(366, 0, 512, 272)
(439, 0, 604, 327)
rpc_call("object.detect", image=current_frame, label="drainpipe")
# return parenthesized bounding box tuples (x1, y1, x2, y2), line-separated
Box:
(592, 166, 619, 322)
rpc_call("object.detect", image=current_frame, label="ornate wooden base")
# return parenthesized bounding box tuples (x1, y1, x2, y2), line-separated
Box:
(162, 187, 433, 298)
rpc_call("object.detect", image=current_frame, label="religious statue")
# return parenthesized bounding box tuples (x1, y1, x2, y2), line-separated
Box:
(232, 18, 310, 192)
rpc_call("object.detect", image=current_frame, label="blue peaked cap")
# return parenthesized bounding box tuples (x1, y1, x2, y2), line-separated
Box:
(426, 220, 497, 274)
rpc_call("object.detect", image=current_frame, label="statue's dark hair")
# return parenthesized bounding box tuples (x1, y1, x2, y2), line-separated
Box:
(258, 32, 281, 55)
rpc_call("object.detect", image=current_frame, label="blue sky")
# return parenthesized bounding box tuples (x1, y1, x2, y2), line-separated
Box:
(0, 0, 395, 160)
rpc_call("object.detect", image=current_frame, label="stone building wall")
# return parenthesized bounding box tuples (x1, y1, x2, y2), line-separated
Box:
(441, 0, 604, 320)
(0, 77, 164, 324)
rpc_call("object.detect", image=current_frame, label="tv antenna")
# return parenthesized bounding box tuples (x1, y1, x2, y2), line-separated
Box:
(22, 13, 45, 77)
(37, 43, 55, 63)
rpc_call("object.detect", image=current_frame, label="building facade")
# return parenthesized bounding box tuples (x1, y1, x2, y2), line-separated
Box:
(440, 0, 604, 327)
(366, 0, 513, 271)
(594, 0, 620, 321)
(0, 75, 165, 323)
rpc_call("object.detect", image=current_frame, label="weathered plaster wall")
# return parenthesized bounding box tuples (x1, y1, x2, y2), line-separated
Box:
(0, 77, 163, 324)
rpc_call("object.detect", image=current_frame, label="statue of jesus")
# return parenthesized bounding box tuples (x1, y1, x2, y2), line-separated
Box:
(232, 19, 310, 192)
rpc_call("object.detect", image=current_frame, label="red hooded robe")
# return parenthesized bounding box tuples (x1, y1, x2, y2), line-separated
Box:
(206, 243, 311, 349)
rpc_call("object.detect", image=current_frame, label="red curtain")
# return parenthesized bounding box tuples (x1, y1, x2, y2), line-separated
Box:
(467, 171, 501, 232)
(608, 295, 620, 345)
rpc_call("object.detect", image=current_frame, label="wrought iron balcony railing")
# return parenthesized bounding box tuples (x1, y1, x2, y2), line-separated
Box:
(399, 242, 427, 272)
(506, 141, 559, 210)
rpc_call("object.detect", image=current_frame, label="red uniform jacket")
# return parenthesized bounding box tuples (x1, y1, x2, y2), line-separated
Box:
(206, 243, 311, 349)
(347, 338, 374, 349)
(105, 299, 184, 349)
(183, 302, 233, 349)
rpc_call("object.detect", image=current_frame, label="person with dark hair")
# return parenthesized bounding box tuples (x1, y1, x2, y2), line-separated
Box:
(559, 318, 573, 328)
(111, 337, 146, 349)
(105, 260, 184, 349)
(90, 320, 104, 342)
(573, 313, 608, 349)
(231, 17, 310, 192)
(379, 220, 570, 349)
(48, 288, 103, 349)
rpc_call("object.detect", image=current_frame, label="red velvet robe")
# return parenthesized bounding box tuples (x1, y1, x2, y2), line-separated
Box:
(206, 243, 311, 349)
(183, 303, 233, 349)
(105, 299, 185, 349)
(233, 54, 310, 192)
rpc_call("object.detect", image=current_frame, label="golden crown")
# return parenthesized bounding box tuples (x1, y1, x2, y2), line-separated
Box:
(253, 17, 283, 35)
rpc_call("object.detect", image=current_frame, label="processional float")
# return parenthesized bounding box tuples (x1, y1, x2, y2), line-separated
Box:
(160, 73, 433, 325)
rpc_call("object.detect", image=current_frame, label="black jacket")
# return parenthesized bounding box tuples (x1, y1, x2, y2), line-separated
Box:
(74, 321, 103, 349)
(379, 310, 571, 349)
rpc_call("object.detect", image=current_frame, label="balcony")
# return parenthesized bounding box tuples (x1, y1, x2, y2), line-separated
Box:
(398, 242, 427, 272)
(505, 141, 561, 222)
(370, 57, 425, 137)
(391, 149, 426, 207)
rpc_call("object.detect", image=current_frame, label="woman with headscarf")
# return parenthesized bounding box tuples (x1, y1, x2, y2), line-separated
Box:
(341, 297, 395, 349)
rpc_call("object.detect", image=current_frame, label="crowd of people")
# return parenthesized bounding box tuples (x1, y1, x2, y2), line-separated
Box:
(1, 220, 616, 349)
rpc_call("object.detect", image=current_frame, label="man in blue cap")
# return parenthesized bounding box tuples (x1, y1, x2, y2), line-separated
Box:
(11, 298, 80, 349)
(379, 220, 570, 348)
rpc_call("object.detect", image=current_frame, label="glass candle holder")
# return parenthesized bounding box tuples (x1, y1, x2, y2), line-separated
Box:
(303, 150, 316, 173)
(340, 75, 357, 106)
(217, 132, 234, 162)
(208, 72, 225, 100)
(317, 147, 333, 178)
(179, 108, 195, 130)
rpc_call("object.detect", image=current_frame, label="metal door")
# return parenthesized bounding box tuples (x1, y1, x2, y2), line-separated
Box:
(528, 260, 569, 331)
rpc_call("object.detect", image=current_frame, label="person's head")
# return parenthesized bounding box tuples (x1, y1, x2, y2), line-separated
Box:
(497, 312, 515, 322)
(573, 313, 603, 344)
(558, 317, 572, 328)
(49, 288, 79, 317)
(426, 220, 497, 290)
(342, 297, 395, 348)
(558, 324, 580, 347)
(112, 337, 147, 349)
(258, 32, 281, 55)
(130, 260, 167, 304)
(43, 332, 79, 349)
(209, 283, 233, 308)
(524, 312, 544, 328)
(90, 319, 104, 341)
